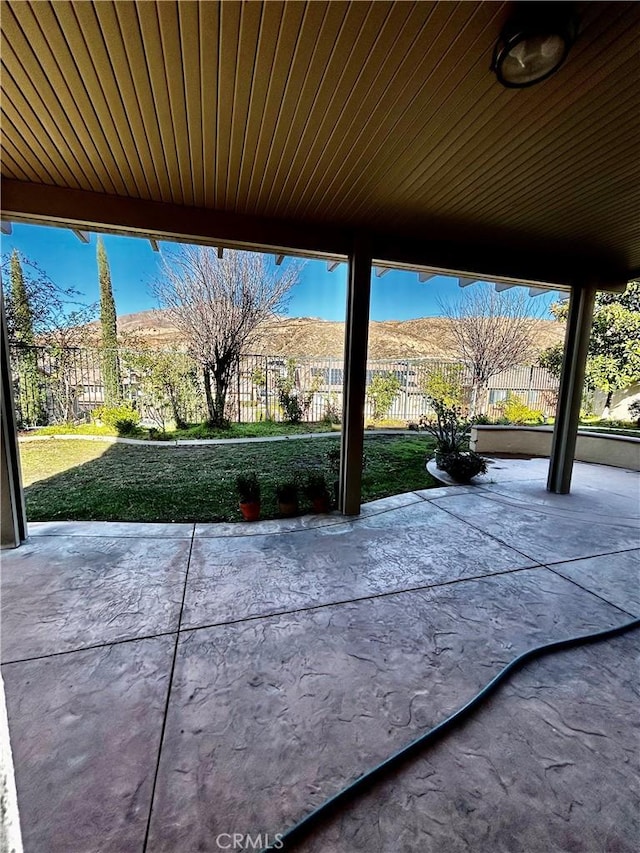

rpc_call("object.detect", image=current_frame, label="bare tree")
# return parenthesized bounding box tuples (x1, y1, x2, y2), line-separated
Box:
(153, 247, 302, 426)
(2, 253, 97, 424)
(2, 254, 97, 344)
(439, 286, 547, 415)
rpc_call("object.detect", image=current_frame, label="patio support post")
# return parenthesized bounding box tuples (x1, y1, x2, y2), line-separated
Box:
(339, 234, 372, 515)
(547, 284, 596, 494)
(1, 290, 27, 548)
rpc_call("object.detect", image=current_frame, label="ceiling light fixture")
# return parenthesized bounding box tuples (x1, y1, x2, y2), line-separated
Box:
(492, 3, 578, 88)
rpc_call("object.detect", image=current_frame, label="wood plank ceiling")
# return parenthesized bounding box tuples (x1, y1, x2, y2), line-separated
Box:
(1, 0, 639, 277)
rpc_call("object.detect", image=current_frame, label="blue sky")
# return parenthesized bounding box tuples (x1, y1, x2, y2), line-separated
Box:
(0, 223, 558, 321)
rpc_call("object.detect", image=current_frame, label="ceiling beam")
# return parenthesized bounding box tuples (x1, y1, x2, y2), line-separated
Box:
(373, 266, 390, 277)
(274, 254, 285, 265)
(72, 229, 90, 243)
(373, 232, 626, 292)
(1, 180, 350, 260)
(0, 221, 12, 235)
(326, 261, 342, 272)
(217, 247, 224, 259)
(418, 272, 436, 283)
(0, 179, 626, 291)
(149, 238, 159, 252)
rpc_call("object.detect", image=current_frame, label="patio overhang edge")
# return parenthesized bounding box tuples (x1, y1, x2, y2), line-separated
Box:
(0, 179, 628, 292)
(0, 179, 349, 262)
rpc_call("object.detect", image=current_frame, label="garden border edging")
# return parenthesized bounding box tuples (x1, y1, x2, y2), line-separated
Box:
(18, 428, 418, 448)
(471, 425, 640, 471)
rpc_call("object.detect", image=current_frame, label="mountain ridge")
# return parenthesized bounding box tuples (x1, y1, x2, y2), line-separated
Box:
(85, 309, 564, 361)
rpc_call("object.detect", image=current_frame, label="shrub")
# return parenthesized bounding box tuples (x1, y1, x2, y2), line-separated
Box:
(236, 473, 260, 503)
(439, 451, 487, 483)
(498, 394, 544, 425)
(471, 413, 492, 426)
(421, 364, 464, 407)
(322, 395, 341, 425)
(278, 389, 312, 423)
(367, 372, 402, 421)
(276, 479, 299, 516)
(419, 400, 471, 457)
(629, 400, 640, 426)
(251, 367, 267, 390)
(93, 403, 141, 435)
(114, 419, 139, 436)
(304, 471, 330, 499)
(276, 359, 313, 423)
(276, 481, 299, 503)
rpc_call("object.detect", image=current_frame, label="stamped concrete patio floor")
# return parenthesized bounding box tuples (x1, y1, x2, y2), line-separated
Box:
(1, 458, 639, 853)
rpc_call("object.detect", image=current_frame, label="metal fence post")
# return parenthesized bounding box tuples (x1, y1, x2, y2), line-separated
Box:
(236, 358, 241, 423)
(403, 360, 409, 419)
(264, 356, 269, 421)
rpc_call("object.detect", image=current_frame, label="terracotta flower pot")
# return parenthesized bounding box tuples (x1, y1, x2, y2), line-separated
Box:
(239, 500, 260, 521)
(278, 500, 298, 518)
(311, 495, 331, 514)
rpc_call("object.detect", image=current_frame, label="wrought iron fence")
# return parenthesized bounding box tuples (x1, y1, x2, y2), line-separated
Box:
(8, 343, 560, 428)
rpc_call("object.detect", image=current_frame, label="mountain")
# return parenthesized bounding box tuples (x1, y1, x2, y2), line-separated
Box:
(84, 309, 564, 361)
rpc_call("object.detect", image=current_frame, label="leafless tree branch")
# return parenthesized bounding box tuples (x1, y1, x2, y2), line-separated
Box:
(438, 286, 547, 414)
(152, 246, 303, 425)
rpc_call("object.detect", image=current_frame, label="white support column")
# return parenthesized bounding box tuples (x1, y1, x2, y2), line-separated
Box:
(547, 285, 596, 494)
(1, 291, 27, 548)
(339, 235, 372, 515)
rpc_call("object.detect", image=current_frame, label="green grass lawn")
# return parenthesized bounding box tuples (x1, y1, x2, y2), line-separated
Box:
(20, 435, 437, 523)
(30, 423, 120, 436)
(168, 421, 341, 439)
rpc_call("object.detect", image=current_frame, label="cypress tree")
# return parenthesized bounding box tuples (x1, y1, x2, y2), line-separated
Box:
(10, 250, 45, 426)
(11, 250, 35, 345)
(97, 237, 121, 404)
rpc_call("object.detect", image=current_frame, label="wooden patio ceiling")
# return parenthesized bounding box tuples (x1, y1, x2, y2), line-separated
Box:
(1, 1, 639, 286)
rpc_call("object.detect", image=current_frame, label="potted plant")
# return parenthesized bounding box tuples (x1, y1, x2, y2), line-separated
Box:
(236, 473, 261, 521)
(419, 399, 471, 466)
(304, 471, 332, 514)
(439, 450, 487, 483)
(276, 480, 299, 517)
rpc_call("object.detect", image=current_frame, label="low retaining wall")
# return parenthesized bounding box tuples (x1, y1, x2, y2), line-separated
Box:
(471, 425, 640, 471)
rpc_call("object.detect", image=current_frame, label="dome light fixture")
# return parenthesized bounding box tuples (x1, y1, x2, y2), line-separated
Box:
(492, 3, 579, 88)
